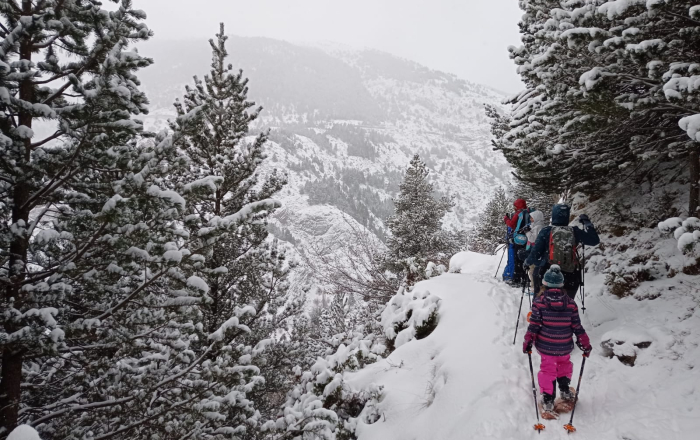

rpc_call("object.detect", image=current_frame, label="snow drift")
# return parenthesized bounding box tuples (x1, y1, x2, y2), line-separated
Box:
(343, 251, 699, 440)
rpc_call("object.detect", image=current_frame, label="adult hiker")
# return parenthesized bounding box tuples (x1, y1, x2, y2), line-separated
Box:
(524, 204, 600, 299)
(503, 199, 531, 285)
(523, 265, 592, 419)
(522, 210, 545, 292)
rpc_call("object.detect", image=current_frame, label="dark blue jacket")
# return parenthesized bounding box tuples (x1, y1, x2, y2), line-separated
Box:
(525, 205, 600, 268)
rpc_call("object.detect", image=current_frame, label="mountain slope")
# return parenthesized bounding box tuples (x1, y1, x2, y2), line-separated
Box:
(137, 37, 510, 248)
(346, 252, 699, 439)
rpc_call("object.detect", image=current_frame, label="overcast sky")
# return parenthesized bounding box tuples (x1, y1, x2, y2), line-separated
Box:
(136, 0, 525, 94)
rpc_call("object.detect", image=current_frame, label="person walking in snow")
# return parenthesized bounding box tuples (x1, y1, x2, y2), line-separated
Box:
(523, 265, 592, 417)
(503, 199, 531, 285)
(524, 204, 600, 299)
(520, 210, 545, 292)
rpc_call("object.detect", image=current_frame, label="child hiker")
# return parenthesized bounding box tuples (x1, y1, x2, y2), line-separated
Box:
(523, 265, 592, 417)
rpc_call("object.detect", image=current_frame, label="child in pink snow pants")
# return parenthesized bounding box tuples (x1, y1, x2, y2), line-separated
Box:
(523, 265, 592, 411)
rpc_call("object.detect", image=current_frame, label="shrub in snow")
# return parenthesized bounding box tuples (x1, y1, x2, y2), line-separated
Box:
(264, 329, 385, 440)
(305, 215, 402, 307)
(381, 288, 441, 352)
(604, 262, 667, 298)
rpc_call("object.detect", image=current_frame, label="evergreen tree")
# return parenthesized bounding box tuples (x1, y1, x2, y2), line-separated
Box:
(0, 1, 198, 436)
(470, 187, 510, 254)
(501, 1, 700, 215)
(384, 154, 456, 284)
(169, 23, 301, 436)
(0, 9, 296, 438)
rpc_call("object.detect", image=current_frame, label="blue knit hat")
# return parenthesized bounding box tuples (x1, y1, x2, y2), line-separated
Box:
(543, 265, 565, 288)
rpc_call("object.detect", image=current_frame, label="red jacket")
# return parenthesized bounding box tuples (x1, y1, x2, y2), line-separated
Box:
(504, 199, 528, 230)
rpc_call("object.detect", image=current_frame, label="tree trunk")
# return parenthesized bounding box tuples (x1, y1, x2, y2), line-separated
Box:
(690, 146, 700, 217)
(1, 2, 33, 431)
(0, 352, 23, 433)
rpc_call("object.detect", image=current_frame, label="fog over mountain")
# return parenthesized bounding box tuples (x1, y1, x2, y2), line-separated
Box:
(138, 36, 511, 258)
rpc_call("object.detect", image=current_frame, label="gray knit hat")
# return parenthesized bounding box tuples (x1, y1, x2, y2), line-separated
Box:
(543, 265, 565, 288)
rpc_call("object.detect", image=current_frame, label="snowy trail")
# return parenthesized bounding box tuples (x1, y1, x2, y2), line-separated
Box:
(349, 252, 698, 440)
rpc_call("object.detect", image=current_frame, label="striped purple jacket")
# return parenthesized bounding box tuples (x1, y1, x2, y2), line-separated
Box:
(526, 289, 587, 356)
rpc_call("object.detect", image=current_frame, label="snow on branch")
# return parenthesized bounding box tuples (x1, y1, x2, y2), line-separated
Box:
(8, 425, 42, 440)
(198, 199, 281, 236)
(679, 114, 700, 142)
(659, 217, 700, 254)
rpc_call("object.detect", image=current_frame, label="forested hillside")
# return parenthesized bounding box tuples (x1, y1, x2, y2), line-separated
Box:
(137, 36, 511, 249)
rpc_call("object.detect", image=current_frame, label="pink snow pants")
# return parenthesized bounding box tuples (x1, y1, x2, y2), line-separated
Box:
(538, 353, 573, 395)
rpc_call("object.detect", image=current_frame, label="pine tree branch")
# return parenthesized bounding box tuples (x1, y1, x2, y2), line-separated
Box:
(29, 130, 64, 148)
(93, 268, 168, 321)
(31, 34, 60, 50)
(661, 8, 700, 26)
(28, 397, 134, 427)
(19, 135, 87, 211)
(90, 396, 201, 440)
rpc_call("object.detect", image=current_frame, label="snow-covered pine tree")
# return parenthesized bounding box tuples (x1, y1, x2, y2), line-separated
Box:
(1, 6, 290, 438)
(502, 0, 700, 216)
(384, 154, 456, 284)
(169, 23, 302, 435)
(0, 1, 186, 435)
(470, 187, 510, 254)
(484, 104, 557, 220)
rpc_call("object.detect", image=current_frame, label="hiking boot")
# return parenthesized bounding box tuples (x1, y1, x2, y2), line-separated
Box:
(560, 388, 575, 401)
(557, 377, 575, 401)
(542, 393, 555, 412)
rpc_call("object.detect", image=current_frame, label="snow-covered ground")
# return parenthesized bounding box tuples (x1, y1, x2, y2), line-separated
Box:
(348, 251, 699, 440)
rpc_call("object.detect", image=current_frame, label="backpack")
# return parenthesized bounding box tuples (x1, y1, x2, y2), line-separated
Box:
(512, 209, 532, 246)
(514, 209, 531, 233)
(548, 226, 577, 273)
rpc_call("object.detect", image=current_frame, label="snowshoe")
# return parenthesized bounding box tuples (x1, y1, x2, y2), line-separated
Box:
(554, 387, 577, 414)
(539, 402, 558, 420)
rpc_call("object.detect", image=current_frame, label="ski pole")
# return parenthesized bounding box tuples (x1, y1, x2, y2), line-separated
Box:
(513, 285, 526, 345)
(563, 355, 587, 434)
(495, 242, 507, 278)
(580, 244, 586, 314)
(527, 276, 532, 307)
(528, 352, 546, 433)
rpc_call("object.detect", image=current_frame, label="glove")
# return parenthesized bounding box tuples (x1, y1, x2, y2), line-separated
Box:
(523, 262, 530, 271)
(523, 332, 535, 354)
(576, 334, 592, 356)
(579, 214, 591, 225)
(521, 225, 531, 233)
